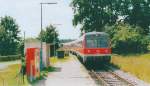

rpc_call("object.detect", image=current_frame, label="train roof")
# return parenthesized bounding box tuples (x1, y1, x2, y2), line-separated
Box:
(63, 32, 109, 46)
(85, 31, 108, 36)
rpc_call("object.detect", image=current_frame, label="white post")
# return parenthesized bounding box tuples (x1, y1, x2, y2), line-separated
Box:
(30, 64, 33, 82)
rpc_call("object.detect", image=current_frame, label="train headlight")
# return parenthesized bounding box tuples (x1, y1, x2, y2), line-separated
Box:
(87, 50, 90, 53)
(96, 50, 100, 53)
(105, 50, 108, 53)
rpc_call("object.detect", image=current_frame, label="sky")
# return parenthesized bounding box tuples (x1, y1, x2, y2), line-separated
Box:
(0, 0, 80, 39)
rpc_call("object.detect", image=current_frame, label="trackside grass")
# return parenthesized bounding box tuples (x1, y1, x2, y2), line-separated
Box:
(111, 53, 150, 83)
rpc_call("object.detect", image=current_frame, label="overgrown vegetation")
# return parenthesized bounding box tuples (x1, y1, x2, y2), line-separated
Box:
(105, 23, 149, 54)
(111, 54, 150, 83)
(0, 64, 30, 86)
(0, 16, 21, 56)
(0, 62, 63, 86)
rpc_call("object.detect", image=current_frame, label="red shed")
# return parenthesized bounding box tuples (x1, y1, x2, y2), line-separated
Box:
(26, 48, 40, 80)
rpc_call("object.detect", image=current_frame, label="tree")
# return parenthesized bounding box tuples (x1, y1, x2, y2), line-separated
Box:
(71, 0, 117, 33)
(115, 0, 150, 35)
(71, 0, 150, 34)
(0, 16, 20, 55)
(18, 39, 24, 57)
(59, 39, 75, 43)
(38, 25, 59, 44)
(38, 25, 59, 56)
(105, 23, 149, 54)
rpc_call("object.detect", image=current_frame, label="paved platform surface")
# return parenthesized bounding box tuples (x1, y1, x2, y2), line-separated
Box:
(34, 56, 97, 86)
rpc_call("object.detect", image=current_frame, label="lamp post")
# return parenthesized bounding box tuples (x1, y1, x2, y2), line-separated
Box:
(40, 2, 57, 70)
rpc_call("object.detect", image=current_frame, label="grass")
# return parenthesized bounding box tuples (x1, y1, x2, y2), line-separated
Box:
(111, 53, 150, 83)
(0, 63, 57, 86)
(0, 64, 30, 86)
(49, 56, 71, 65)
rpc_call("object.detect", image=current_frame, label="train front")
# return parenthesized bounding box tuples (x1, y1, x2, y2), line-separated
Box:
(83, 32, 111, 63)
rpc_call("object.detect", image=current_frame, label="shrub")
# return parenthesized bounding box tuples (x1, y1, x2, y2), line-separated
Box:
(105, 23, 149, 54)
(0, 54, 21, 61)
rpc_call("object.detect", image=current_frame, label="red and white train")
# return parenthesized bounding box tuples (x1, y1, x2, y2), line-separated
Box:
(63, 32, 111, 63)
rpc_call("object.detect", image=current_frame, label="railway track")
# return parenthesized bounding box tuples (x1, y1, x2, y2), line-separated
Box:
(89, 65, 135, 86)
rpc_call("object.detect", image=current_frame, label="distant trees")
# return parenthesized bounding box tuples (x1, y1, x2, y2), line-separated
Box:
(0, 16, 20, 55)
(59, 39, 75, 43)
(38, 24, 59, 44)
(38, 24, 59, 56)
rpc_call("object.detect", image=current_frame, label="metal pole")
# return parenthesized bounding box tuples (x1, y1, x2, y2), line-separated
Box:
(40, 3, 43, 70)
(40, 2, 57, 68)
(24, 31, 25, 55)
(54, 32, 55, 57)
(24, 31, 25, 43)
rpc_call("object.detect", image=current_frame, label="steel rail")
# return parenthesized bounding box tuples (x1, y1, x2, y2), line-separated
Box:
(89, 68, 135, 86)
(104, 64, 135, 86)
(90, 70, 108, 86)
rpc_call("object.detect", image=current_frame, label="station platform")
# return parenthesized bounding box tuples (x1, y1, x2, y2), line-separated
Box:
(34, 55, 97, 86)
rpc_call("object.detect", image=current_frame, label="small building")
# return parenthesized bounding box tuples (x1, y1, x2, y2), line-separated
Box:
(26, 48, 40, 81)
(25, 39, 50, 68)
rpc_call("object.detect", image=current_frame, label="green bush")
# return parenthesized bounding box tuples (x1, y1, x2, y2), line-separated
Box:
(0, 54, 21, 61)
(105, 23, 149, 54)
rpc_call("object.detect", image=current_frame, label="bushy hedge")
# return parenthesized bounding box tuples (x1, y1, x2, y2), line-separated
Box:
(0, 54, 21, 61)
(105, 23, 149, 54)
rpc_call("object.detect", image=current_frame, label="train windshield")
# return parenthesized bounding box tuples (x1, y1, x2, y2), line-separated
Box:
(86, 34, 109, 48)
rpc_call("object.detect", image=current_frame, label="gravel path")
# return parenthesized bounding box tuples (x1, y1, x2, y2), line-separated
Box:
(113, 68, 150, 86)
